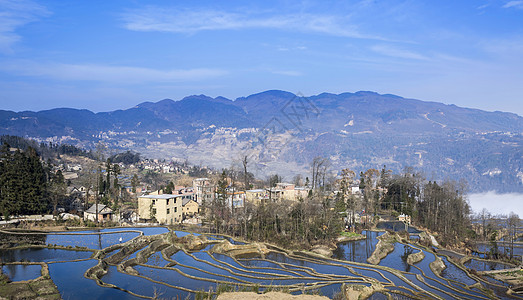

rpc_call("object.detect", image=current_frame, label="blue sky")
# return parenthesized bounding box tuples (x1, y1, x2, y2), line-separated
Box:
(1, 0, 523, 115)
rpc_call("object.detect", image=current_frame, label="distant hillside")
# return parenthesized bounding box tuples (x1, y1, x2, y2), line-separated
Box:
(1, 90, 522, 192)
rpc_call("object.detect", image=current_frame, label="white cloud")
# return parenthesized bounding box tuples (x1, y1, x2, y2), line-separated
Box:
(503, 1, 523, 9)
(0, 0, 50, 53)
(370, 44, 429, 60)
(121, 6, 382, 40)
(0, 60, 228, 83)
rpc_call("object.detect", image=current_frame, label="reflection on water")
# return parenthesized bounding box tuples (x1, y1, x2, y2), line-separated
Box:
(440, 257, 476, 286)
(379, 243, 414, 272)
(464, 258, 515, 271)
(475, 242, 523, 257)
(46, 231, 139, 249)
(50, 259, 139, 299)
(0, 227, 509, 299)
(332, 230, 382, 263)
(0, 248, 92, 263)
(377, 221, 421, 233)
(1, 264, 41, 282)
(45, 227, 169, 249)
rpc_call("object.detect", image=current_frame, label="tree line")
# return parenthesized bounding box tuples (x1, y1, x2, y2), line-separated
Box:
(0, 143, 66, 219)
(204, 170, 343, 249)
(202, 157, 476, 248)
(0, 135, 95, 160)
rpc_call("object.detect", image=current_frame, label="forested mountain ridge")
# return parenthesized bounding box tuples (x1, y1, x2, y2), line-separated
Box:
(1, 90, 522, 193)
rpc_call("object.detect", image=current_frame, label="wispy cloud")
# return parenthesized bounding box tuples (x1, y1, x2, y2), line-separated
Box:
(277, 45, 307, 51)
(503, 0, 523, 9)
(0, 0, 50, 53)
(370, 44, 429, 60)
(121, 6, 382, 40)
(480, 37, 523, 61)
(477, 4, 490, 10)
(1, 60, 227, 83)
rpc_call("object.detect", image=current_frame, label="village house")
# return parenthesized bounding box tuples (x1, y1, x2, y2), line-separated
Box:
(69, 198, 84, 213)
(226, 190, 245, 208)
(193, 178, 215, 205)
(293, 186, 310, 200)
(138, 193, 194, 224)
(84, 204, 113, 222)
(245, 189, 268, 204)
(267, 183, 311, 202)
(182, 198, 199, 218)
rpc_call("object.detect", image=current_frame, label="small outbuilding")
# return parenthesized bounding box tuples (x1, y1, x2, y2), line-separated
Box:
(84, 204, 113, 222)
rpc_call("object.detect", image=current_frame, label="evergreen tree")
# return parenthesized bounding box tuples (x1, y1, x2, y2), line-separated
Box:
(131, 174, 139, 193)
(164, 181, 175, 194)
(0, 143, 49, 219)
(50, 169, 66, 215)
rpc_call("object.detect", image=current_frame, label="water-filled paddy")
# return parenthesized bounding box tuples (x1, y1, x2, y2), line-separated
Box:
(0, 248, 92, 262)
(464, 258, 515, 271)
(46, 231, 139, 249)
(332, 230, 382, 263)
(50, 259, 139, 299)
(45, 226, 169, 249)
(378, 243, 416, 272)
(1, 264, 41, 282)
(0, 227, 514, 299)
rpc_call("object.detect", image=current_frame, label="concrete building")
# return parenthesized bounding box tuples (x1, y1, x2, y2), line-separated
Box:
(268, 183, 311, 202)
(138, 194, 193, 224)
(193, 178, 215, 205)
(226, 190, 245, 208)
(245, 189, 268, 204)
(276, 183, 295, 190)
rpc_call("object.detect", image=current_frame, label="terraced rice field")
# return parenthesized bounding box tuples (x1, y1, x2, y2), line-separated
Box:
(0, 227, 520, 299)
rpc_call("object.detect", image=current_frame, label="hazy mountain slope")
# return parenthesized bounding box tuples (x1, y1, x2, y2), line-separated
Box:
(0, 90, 521, 192)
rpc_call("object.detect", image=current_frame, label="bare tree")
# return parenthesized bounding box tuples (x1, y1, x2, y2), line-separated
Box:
(311, 156, 329, 190)
(338, 168, 356, 230)
(242, 155, 249, 191)
(361, 169, 380, 216)
(507, 212, 520, 260)
(478, 208, 491, 240)
(293, 174, 303, 186)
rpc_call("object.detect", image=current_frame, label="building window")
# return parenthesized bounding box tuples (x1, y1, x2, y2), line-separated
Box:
(167, 208, 170, 214)
(174, 207, 177, 213)
(167, 199, 169, 205)
(152, 200, 155, 205)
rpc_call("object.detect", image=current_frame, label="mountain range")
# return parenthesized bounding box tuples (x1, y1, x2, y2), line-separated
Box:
(1, 90, 522, 193)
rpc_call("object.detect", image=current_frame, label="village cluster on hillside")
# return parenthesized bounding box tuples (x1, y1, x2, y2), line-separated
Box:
(67, 175, 371, 226)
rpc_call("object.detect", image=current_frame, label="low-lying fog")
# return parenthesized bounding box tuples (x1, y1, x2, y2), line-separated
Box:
(468, 191, 523, 216)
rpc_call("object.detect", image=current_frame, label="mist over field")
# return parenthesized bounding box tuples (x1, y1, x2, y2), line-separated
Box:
(468, 191, 523, 216)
